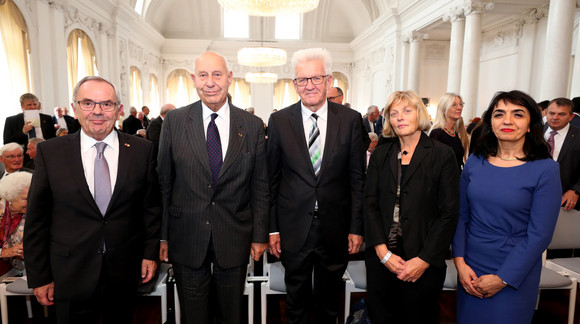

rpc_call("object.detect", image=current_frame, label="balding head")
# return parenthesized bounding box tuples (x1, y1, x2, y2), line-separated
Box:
(160, 103, 176, 117)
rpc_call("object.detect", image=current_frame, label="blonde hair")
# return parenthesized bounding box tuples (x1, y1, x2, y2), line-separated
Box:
(432, 93, 469, 160)
(382, 91, 431, 138)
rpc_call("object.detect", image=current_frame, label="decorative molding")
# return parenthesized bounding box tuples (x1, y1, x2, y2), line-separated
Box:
(481, 24, 519, 54)
(119, 38, 128, 99)
(463, 1, 494, 16)
(442, 6, 465, 23)
(514, 5, 549, 40)
(63, 5, 114, 37)
(423, 42, 448, 60)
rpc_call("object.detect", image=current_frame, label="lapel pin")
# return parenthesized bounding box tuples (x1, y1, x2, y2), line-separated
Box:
(238, 132, 243, 137)
(124, 143, 131, 147)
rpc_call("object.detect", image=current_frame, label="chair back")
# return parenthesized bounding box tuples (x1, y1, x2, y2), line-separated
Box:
(549, 208, 580, 250)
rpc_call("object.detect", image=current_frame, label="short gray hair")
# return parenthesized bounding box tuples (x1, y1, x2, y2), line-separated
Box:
(194, 51, 231, 73)
(0, 143, 23, 156)
(291, 48, 333, 79)
(367, 105, 379, 114)
(368, 132, 378, 142)
(0, 171, 32, 202)
(72, 76, 121, 104)
(28, 138, 45, 145)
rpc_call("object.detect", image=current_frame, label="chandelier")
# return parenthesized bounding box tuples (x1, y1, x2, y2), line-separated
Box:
(245, 72, 278, 83)
(238, 47, 287, 67)
(217, 0, 320, 16)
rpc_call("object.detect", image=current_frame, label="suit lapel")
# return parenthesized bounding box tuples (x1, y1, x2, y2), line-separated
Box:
(318, 103, 339, 181)
(289, 103, 315, 178)
(402, 133, 431, 187)
(67, 132, 102, 216)
(558, 126, 577, 163)
(107, 131, 131, 215)
(186, 103, 212, 179)
(219, 106, 244, 181)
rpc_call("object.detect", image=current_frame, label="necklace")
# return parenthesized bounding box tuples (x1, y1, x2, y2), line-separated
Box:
(496, 155, 519, 161)
(443, 128, 456, 136)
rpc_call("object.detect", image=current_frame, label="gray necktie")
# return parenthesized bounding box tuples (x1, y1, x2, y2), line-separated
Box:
(308, 114, 321, 176)
(94, 142, 111, 216)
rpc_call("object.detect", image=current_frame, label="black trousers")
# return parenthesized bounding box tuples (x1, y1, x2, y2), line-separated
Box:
(365, 249, 445, 324)
(172, 241, 247, 324)
(281, 218, 348, 324)
(55, 256, 136, 324)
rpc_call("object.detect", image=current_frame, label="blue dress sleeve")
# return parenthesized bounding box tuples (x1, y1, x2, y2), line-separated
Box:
(496, 161, 562, 288)
(451, 155, 475, 258)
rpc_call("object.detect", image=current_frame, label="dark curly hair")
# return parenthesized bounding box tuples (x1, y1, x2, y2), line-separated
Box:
(470, 90, 551, 161)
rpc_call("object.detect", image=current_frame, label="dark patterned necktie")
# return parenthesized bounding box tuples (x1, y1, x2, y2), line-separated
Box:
(207, 113, 223, 184)
(94, 142, 111, 216)
(547, 130, 557, 157)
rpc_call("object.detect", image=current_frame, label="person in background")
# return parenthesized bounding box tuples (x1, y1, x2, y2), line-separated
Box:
(0, 172, 32, 275)
(365, 90, 459, 323)
(453, 90, 561, 324)
(24, 138, 44, 170)
(56, 128, 69, 137)
(366, 132, 378, 168)
(0, 143, 32, 179)
(326, 86, 344, 105)
(429, 93, 469, 172)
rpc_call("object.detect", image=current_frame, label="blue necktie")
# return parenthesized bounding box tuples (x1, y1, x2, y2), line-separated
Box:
(207, 113, 223, 185)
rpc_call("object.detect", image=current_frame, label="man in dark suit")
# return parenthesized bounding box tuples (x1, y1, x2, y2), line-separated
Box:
(545, 97, 580, 211)
(363, 105, 383, 135)
(3, 93, 56, 158)
(267, 48, 365, 324)
(24, 76, 161, 324)
(141, 106, 151, 129)
(52, 106, 80, 134)
(146, 103, 175, 162)
(327, 86, 344, 105)
(0, 142, 32, 178)
(122, 106, 143, 135)
(157, 51, 268, 324)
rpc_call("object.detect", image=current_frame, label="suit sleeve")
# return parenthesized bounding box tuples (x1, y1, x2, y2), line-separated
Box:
(3, 116, 27, 145)
(157, 114, 175, 241)
(23, 143, 54, 288)
(42, 115, 56, 139)
(364, 148, 388, 246)
(497, 163, 562, 288)
(142, 142, 162, 260)
(250, 119, 269, 242)
(349, 113, 366, 235)
(417, 147, 459, 265)
(267, 115, 281, 233)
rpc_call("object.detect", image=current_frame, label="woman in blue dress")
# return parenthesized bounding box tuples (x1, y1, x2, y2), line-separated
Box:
(452, 90, 562, 323)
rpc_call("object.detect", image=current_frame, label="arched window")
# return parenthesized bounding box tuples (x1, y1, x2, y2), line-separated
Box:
(273, 79, 299, 110)
(130, 66, 143, 109)
(228, 78, 251, 108)
(0, 0, 31, 131)
(332, 72, 349, 102)
(67, 29, 98, 99)
(149, 73, 160, 115)
(166, 69, 198, 107)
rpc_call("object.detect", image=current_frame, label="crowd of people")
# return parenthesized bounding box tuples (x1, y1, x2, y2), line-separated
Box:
(0, 47, 576, 324)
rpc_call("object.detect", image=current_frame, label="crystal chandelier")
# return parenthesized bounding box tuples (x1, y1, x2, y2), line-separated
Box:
(218, 0, 320, 16)
(238, 47, 287, 67)
(245, 72, 278, 83)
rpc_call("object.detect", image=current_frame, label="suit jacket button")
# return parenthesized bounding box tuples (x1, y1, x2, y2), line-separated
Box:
(208, 184, 212, 188)
(211, 201, 215, 206)
(206, 221, 210, 225)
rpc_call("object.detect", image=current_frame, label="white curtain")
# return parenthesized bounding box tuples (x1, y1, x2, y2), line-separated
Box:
(149, 74, 160, 116)
(273, 79, 298, 109)
(166, 69, 197, 108)
(130, 66, 143, 108)
(67, 29, 98, 99)
(228, 78, 250, 108)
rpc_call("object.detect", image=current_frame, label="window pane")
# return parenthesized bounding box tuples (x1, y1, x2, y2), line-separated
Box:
(135, 0, 144, 15)
(275, 14, 300, 40)
(224, 9, 249, 38)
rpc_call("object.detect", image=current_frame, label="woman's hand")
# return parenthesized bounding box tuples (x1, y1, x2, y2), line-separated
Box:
(454, 257, 483, 298)
(375, 244, 406, 274)
(2, 244, 24, 259)
(472, 274, 507, 298)
(397, 257, 429, 282)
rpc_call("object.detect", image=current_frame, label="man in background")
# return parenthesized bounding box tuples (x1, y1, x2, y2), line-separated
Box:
(122, 106, 143, 135)
(326, 86, 344, 105)
(0, 143, 32, 179)
(146, 103, 175, 162)
(24, 138, 44, 170)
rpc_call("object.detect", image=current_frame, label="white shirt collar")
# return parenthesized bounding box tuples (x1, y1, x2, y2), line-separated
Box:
(547, 122, 570, 136)
(301, 101, 328, 121)
(202, 100, 230, 121)
(80, 129, 118, 154)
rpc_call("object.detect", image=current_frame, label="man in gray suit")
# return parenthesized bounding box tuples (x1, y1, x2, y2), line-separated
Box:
(157, 51, 269, 324)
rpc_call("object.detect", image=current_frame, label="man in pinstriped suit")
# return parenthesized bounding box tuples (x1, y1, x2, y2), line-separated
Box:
(157, 51, 269, 324)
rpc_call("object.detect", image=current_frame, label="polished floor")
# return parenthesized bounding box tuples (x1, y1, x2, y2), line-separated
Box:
(5, 284, 579, 323)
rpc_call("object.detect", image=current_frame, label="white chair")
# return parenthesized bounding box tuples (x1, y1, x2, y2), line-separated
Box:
(539, 249, 577, 324)
(259, 253, 288, 324)
(343, 260, 366, 322)
(0, 270, 49, 324)
(139, 262, 182, 324)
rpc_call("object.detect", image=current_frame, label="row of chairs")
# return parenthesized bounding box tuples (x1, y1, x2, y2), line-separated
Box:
(1, 208, 578, 324)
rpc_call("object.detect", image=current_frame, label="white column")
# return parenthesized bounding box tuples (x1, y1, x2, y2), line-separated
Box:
(398, 37, 410, 90)
(443, 9, 465, 94)
(459, 1, 494, 120)
(570, 15, 580, 97)
(407, 32, 423, 93)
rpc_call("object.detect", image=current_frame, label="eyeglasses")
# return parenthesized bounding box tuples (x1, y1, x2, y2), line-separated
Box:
(76, 100, 119, 111)
(294, 75, 329, 86)
(3, 154, 23, 160)
(328, 95, 342, 101)
(452, 102, 465, 108)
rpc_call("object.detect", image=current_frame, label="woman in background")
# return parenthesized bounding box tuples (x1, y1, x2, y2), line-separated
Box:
(429, 93, 469, 172)
(452, 90, 561, 323)
(364, 90, 459, 323)
(0, 171, 32, 275)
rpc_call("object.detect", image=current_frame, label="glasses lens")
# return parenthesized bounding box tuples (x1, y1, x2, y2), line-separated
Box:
(79, 100, 95, 110)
